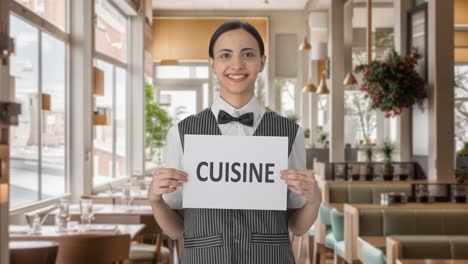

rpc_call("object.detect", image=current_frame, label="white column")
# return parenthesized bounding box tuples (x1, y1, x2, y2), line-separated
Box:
(69, 0, 93, 201)
(427, 0, 455, 180)
(130, 16, 146, 175)
(329, 0, 346, 162)
(394, 0, 412, 161)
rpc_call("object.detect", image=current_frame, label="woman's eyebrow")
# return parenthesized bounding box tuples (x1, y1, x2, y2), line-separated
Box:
(241, 48, 257, 53)
(217, 49, 233, 54)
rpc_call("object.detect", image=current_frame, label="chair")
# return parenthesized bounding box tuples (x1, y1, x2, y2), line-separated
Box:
(128, 215, 171, 264)
(15, 233, 131, 264)
(9, 241, 59, 264)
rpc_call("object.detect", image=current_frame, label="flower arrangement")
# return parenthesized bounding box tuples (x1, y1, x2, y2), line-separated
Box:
(354, 49, 426, 117)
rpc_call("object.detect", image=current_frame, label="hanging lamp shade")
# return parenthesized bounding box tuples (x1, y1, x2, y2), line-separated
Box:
(299, 37, 311, 51)
(317, 72, 329, 94)
(302, 81, 317, 93)
(343, 71, 358, 86)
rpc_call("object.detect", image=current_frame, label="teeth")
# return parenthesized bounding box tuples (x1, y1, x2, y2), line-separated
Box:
(228, 74, 247, 79)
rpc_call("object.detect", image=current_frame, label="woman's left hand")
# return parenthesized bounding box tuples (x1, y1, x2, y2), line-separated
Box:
(280, 169, 318, 202)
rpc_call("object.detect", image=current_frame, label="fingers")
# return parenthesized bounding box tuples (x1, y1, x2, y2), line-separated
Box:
(156, 168, 188, 181)
(150, 168, 189, 197)
(280, 170, 316, 182)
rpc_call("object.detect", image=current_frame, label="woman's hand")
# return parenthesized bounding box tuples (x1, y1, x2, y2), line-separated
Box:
(148, 168, 188, 202)
(280, 169, 318, 203)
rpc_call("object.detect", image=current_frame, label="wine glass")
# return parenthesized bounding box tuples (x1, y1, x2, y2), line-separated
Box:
(79, 199, 94, 230)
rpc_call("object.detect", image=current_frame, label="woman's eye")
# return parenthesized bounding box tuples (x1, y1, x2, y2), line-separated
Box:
(219, 53, 230, 59)
(243, 52, 255, 57)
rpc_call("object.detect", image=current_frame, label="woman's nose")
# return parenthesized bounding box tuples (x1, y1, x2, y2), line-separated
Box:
(230, 55, 245, 69)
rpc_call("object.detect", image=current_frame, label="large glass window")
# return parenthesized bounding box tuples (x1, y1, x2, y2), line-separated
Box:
(455, 65, 468, 151)
(95, 0, 127, 62)
(275, 79, 296, 118)
(93, 60, 127, 185)
(347, 0, 394, 147)
(9, 14, 67, 208)
(14, 0, 66, 30)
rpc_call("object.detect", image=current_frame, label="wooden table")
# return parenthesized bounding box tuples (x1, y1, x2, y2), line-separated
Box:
(397, 260, 468, 264)
(9, 224, 145, 240)
(344, 203, 468, 263)
(357, 236, 386, 262)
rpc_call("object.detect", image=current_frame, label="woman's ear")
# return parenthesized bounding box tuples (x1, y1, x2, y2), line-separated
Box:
(209, 57, 215, 72)
(259, 55, 267, 72)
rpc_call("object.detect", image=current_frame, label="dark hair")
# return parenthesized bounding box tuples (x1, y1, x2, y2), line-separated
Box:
(208, 20, 265, 59)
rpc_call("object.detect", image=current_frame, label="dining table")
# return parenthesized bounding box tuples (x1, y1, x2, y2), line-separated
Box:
(9, 224, 146, 240)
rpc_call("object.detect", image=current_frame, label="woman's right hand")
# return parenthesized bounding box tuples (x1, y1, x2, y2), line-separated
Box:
(148, 168, 188, 202)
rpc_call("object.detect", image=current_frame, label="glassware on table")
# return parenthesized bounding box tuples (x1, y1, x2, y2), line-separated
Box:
(451, 184, 467, 203)
(349, 164, 361, 181)
(79, 198, 94, 230)
(415, 184, 431, 203)
(29, 214, 42, 235)
(120, 184, 132, 209)
(55, 198, 70, 232)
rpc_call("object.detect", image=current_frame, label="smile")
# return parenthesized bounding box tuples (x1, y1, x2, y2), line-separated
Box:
(227, 74, 248, 80)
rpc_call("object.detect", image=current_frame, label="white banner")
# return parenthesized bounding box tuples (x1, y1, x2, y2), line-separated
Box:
(183, 135, 288, 210)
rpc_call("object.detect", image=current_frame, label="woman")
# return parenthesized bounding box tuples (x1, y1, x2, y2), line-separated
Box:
(149, 20, 321, 264)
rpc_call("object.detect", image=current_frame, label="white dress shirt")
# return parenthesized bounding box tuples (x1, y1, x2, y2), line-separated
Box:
(162, 95, 307, 209)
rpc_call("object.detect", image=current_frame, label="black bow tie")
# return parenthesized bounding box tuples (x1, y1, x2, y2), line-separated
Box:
(217, 110, 254, 127)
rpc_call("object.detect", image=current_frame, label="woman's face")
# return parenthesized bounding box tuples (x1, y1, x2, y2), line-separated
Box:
(210, 29, 267, 99)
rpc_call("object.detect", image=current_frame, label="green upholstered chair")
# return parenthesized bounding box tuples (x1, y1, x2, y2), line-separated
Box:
(387, 236, 468, 263)
(330, 208, 345, 260)
(319, 203, 335, 249)
(361, 240, 386, 264)
(359, 209, 468, 264)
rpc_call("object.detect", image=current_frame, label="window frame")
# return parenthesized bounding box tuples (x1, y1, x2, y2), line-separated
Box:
(92, 0, 131, 188)
(9, 0, 71, 210)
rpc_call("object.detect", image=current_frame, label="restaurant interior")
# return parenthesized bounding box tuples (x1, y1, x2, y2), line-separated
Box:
(0, 0, 467, 263)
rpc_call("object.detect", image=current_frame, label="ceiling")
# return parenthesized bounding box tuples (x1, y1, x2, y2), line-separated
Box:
(152, 0, 309, 11)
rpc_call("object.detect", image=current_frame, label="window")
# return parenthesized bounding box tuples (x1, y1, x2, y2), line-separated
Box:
(95, 0, 127, 62)
(455, 65, 468, 151)
(93, 60, 128, 185)
(93, 0, 129, 187)
(9, 14, 67, 208)
(275, 79, 296, 118)
(349, 1, 395, 147)
(15, 0, 66, 30)
(344, 91, 377, 146)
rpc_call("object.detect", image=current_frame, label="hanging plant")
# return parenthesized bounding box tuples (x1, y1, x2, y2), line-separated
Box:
(354, 49, 426, 117)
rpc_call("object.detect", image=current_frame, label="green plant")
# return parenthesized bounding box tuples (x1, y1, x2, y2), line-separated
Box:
(317, 133, 327, 145)
(145, 83, 172, 156)
(304, 128, 310, 139)
(455, 167, 468, 184)
(354, 49, 426, 117)
(363, 148, 373, 166)
(457, 142, 468, 157)
(381, 141, 395, 167)
(285, 111, 300, 123)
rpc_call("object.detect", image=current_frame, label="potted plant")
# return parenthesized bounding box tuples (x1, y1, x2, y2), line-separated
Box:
(456, 142, 468, 168)
(453, 168, 468, 203)
(360, 148, 374, 181)
(145, 83, 172, 165)
(354, 49, 426, 118)
(316, 132, 328, 148)
(455, 167, 468, 184)
(381, 141, 395, 181)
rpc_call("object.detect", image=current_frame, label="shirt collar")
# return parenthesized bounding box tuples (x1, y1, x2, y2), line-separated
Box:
(211, 95, 264, 121)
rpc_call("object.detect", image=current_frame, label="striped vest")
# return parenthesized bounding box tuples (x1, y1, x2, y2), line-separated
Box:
(178, 108, 299, 264)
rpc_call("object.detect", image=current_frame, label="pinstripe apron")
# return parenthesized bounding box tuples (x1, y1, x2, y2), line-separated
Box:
(177, 108, 299, 264)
